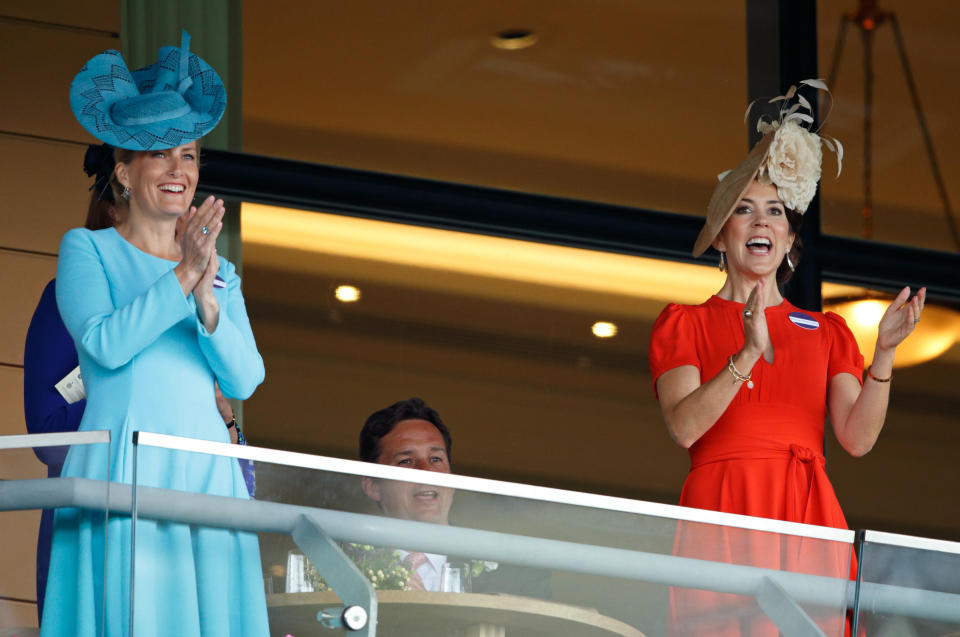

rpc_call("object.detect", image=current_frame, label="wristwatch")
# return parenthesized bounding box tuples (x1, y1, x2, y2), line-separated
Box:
(225, 417, 237, 429)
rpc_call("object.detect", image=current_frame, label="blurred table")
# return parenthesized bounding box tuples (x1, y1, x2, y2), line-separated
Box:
(268, 590, 646, 637)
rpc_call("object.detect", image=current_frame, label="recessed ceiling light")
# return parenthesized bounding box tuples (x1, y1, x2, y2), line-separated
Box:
(335, 284, 361, 303)
(491, 28, 538, 51)
(591, 321, 618, 338)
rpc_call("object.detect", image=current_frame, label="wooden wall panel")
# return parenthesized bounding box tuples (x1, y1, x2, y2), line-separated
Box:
(0, 597, 38, 630)
(0, 365, 45, 478)
(0, 22, 116, 143)
(0, 360, 44, 614)
(0, 137, 93, 255)
(1, 1, 120, 33)
(0, 251, 57, 367)
(0, 510, 40, 606)
(0, 11, 118, 623)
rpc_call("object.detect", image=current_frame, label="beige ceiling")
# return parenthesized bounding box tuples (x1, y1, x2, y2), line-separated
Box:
(242, 0, 960, 253)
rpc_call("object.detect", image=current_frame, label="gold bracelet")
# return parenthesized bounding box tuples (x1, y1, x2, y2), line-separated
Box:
(866, 366, 892, 383)
(727, 355, 754, 389)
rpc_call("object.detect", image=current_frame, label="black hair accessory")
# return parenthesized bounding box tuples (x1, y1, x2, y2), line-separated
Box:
(83, 143, 116, 204)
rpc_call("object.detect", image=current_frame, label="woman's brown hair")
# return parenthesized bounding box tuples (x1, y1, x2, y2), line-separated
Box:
(84, 145, 134, 230)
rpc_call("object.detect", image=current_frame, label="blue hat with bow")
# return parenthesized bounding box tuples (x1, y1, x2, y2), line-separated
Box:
(70, 31, 226, 151)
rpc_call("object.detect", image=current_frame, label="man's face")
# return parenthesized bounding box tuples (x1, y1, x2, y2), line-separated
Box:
(362, 419, 453, 525)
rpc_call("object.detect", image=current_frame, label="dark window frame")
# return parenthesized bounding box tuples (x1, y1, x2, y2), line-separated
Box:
(199, 147, 960, 304)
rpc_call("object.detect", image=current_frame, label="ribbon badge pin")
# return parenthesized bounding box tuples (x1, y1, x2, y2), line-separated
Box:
(789, 311, 820, 330)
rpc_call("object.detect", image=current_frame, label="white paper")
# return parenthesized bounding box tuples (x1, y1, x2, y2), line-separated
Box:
(54, 366, 85, 404)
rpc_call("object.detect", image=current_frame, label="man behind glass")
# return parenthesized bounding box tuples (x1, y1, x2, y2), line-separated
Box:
(359, 397, 454, 591)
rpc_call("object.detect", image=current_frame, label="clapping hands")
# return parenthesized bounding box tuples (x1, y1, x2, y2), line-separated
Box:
(742, 280, 773, 362)
(173, 195, 225, 331)
(175, 195, 224, 297)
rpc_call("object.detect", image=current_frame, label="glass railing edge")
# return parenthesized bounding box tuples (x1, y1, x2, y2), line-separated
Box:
(0, 430, 110, 449)
(134, 432, 854, 543)
(862, 529, 960, 555)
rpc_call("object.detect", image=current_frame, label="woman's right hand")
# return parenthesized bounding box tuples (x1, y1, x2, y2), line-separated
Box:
(174, 196, 224, 295)
(742, 280, 770, 361)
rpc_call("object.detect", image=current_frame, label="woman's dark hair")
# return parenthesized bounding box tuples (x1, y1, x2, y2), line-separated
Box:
(84, 144, 134, 230)
(359, 397, 452, 466)
(777, 208, 803, 285)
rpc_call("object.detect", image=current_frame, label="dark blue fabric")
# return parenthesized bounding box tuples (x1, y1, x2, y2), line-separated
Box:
(23, 279, 84, 622)
(234, 422, 256, 498)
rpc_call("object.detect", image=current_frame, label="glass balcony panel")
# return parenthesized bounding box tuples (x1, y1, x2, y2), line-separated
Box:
(821, 282, 960, 544)
(127, 434, 261, 636)
(856, 531, 960, 636)
(132, 435, 853, 637)
(0, 431, 112, 635)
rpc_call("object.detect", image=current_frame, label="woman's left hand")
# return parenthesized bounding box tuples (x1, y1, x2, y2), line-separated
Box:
(876, 286, 926, 353)
(214, 382, 238, 444)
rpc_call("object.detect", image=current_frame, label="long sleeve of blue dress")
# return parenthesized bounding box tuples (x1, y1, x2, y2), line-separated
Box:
(55, 228, 264, 399)
(195, 259, 265, 400)
(56, 229, 194, 370)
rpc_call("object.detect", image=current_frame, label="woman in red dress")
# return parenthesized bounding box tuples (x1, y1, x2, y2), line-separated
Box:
(649, 82, 925, 636)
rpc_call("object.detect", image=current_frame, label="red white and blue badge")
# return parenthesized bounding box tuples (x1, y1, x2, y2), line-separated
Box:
(789, 311, 820, 330)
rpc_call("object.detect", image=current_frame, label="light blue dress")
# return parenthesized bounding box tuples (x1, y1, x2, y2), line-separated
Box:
(42, 227, 268, 637)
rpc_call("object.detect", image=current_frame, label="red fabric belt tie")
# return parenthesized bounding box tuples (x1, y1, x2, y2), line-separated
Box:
(688, 442, 838, 527)
(787, 444, 827, 523)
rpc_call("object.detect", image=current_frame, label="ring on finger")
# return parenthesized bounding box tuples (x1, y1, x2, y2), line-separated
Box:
(201, 226, 210, 235)
(743, 309, 753, 320)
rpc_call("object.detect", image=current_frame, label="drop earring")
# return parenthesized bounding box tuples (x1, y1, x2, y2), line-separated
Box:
(786, 253, 795, 272)
(718, 251, 727, 272)
(121, 185, 131, 201)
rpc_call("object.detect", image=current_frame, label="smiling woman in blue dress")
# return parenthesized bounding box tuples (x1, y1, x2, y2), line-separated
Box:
(42, 33, 268, 637)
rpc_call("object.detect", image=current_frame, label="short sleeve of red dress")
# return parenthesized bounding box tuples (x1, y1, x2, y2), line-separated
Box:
(824, 311, 865, 383)
(649, 303, 700, 398)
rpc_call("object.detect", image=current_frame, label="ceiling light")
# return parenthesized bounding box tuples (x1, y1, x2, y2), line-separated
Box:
(825, 296, 960, 368)
(335, 284, 361, 303)
(491, 29, 537, 50)
(592, 321, 618, 338)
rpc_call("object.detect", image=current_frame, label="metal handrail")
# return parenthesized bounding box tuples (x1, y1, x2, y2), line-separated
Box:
(2, 477, 959, 624)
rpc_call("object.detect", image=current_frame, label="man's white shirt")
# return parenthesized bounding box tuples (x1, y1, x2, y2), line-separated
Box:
(397, 549, 446, 592)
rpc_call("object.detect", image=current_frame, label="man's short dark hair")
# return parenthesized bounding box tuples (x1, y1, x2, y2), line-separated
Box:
(359, 397, 452, 465)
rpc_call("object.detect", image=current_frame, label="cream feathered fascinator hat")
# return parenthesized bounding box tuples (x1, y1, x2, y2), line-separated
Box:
(692, 79, 844, 258)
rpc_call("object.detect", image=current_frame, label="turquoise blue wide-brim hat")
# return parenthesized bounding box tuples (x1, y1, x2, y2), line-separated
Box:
(70, 31, 225, 151)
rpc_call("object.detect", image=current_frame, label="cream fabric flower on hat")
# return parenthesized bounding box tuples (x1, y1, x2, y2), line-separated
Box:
(758, 119, 823, 213)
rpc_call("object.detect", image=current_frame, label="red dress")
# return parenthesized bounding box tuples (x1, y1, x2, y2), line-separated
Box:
(650, 295, 864, 636)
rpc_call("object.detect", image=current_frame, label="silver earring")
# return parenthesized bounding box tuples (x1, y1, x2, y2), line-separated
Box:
(718, 251, 726, 272)
(786, 253, 795, 272)
(121, 185, 131, 201)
